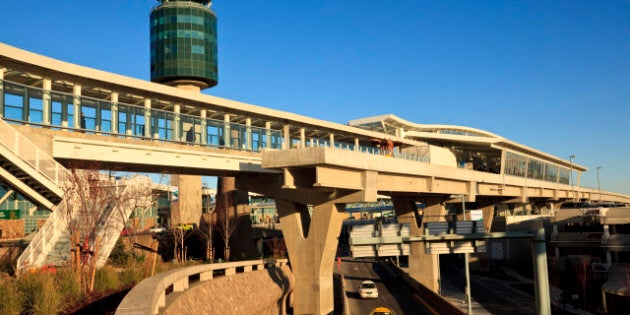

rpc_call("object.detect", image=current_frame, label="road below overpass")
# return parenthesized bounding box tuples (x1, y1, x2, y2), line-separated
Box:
(341, 257, 434, 314)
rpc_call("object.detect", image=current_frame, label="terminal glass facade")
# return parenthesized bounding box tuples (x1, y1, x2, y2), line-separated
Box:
(150, 1, 218, 88)
(505, 151, 571, 184)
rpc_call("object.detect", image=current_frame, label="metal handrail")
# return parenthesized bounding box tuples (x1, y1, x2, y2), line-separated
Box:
(0, 116, 69, 184)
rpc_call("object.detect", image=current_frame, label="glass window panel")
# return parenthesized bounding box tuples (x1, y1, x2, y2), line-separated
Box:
(4, 93, 24, 121)
(206, 120, 223, 146)
(51, 101, 62, 127)
(81, 98, 97, 131)
(28, 96, 43, 124)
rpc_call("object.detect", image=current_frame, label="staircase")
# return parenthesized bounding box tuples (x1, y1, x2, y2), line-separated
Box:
(0, 117, 66, 208)
(0, 116, 154, 271)
(17, 175, 153, 270)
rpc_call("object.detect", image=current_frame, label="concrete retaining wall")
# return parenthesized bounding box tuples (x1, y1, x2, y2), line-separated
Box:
(116, 259, 292, 315)
(163, 265, 293, 315)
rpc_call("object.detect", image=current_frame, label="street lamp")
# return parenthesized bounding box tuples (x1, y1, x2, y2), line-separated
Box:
(597, 166, 602, 202)
(569, 155, 575, 201)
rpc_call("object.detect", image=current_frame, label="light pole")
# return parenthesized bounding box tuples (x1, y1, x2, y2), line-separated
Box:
(461, 194, 472, 315)
(569, 155, 575, 201)
(597, 166, 602, 202)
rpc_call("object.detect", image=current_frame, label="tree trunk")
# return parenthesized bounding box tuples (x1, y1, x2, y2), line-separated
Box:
(216, 177, 257, 259)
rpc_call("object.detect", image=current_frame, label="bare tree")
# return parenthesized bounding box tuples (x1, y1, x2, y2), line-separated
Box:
(58, 162, 153, 293)
(59, 162, 114, 293)
(171, 226, 191, 265)
(114, 172, 167, 267)
(199, 212, 215, 262)
(215, 191, 241, 261)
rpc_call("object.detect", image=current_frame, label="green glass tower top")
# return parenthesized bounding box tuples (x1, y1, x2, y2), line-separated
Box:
(150, 0, 217, 89)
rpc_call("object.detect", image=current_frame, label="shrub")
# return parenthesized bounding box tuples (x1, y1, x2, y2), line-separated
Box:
(108, 239, 131, 267)
(31, 275, 63, 314)
(54, 267, 83, 306)
(94, 267, 121, 292)
(119, 267, 143, 287)
(0, 275, 23, 315)
(18, 273, 63, 315)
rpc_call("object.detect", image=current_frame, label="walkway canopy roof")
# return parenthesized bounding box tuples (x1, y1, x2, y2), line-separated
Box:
(349, 114, 588, 172)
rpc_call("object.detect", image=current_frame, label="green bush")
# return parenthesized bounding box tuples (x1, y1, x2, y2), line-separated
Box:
(108, 239, 131, 267)
(134, 252, 146, 264)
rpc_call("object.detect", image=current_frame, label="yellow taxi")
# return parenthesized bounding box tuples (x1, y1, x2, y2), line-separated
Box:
(370, 306, 395, 315)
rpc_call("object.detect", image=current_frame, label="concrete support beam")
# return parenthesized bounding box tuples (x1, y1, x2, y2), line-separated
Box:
(223, 114, 231, 147)
(245, 117, 252, 150)
(200, 271, 213, 281)
(111, 92, 118, 134)
(144, 98, 151, 138)
(394, 196, 446, 293)
(200, 110, 207, 144)
(476, 197, 499, 233)
(329, 133, 335, 148)
(275, 200, 345, 315)
(265, 121, 272, 149)
(170, 175, 202, 226)
(42, 78, 51, 125)
(283, 125, 290, 149)
(299, 128, 306, 148)
(174, 104, 181, 141)
(0, 67, 4, 117)
(73, 84, 81, 129)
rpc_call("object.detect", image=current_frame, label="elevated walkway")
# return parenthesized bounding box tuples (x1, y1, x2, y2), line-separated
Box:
(0, 116, 154, 270)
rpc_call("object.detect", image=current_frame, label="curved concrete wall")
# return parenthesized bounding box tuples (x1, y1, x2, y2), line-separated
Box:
(163, 266, 293, 315)
(116, 259, 292, 315)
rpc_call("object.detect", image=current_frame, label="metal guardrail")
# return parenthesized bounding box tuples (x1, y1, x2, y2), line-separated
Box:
(16, 202, 65, 269)
(0, 116, 68, 185)
(115, 258, 289, 315)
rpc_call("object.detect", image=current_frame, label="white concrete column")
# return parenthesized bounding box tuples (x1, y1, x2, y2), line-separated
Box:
(144, 98, 151, 138)
(265, 121, 272, 149)
(73, 84, 82, 129)
(396, 127, 405, 138)
(577, 172, 582, 200)
(275, 200, 346, 315)
(393, 197, 445, 292)
(174, 104, 181, 141)
(0, 68, 4, 117)
(200, 110, 207, 144)
(282, 125, 291, 149)
(110, 92, 118, 134)
(223, 114, 231, 147)
(245, 117, 252, 150)
(329, 133, 335, 148)
(299, 128, 306, 148)
(354, 138, 360, 151)
(42, 78, 52, 125)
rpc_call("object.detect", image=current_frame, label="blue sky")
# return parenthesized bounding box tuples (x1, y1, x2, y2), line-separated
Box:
(1, 1, 628, 194)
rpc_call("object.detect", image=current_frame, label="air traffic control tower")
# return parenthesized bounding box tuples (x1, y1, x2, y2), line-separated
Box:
(150, 0, 218, 226)
(150, 0, 218, 92)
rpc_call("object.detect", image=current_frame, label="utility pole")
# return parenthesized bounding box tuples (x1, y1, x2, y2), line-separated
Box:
(569, 155, 575, 201)
(597, 166, 602, 202)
